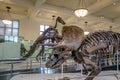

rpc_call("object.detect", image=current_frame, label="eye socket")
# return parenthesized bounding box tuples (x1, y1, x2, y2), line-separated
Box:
(59, 48, 65, 52)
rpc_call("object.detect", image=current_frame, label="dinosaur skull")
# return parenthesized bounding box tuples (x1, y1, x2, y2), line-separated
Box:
(46, 45, 72, 69)
(46, 25, 84, 69)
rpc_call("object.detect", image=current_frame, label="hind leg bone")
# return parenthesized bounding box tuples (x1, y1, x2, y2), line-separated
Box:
(83, 57, 101, 80)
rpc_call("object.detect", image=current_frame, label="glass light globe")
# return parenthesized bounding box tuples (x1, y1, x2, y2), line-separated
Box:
(2, 20, 12, 24)
(84, 31, 89, 35)
(74, 8, 88, 17)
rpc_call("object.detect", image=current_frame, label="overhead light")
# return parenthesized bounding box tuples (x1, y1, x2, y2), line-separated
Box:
(84, 21, 89, 35)
(2, 20, 12, 24)
(51, 15, 56, 27)
(2, 6, 12, 24)
(84, 31, 89, 35)
(109, 26, 112, 31)
(74, 8, 88, 17)
(74, 0, 88, 17)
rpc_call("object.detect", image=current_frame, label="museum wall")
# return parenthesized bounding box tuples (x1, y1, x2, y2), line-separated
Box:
(19, 18, 40, 40)
(0, 42, 20, 59)
(19, 18, 63, 40)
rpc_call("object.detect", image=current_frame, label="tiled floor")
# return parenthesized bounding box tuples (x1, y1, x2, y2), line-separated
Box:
(10, 71, 120, 80)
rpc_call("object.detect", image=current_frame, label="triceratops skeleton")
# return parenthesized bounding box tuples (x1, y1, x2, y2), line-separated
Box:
(46, 25, 120, 80)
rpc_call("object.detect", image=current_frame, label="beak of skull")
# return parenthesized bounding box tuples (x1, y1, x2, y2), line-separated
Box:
(46, 45, 72, 68)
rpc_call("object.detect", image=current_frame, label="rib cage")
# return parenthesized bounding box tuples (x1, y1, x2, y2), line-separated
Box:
(79, 30, 120, 59)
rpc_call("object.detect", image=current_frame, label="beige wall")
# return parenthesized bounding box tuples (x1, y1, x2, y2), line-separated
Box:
(19, 18, 40, 40)
(19, 18, 63, 40)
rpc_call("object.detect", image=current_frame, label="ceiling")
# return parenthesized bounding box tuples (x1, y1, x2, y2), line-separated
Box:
(0, 0, 120, 33)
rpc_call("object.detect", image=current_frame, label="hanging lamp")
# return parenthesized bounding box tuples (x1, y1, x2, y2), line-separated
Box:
(74, 0, 88, 17)
(84, 21, 89, 35)
(2, 6, 12, 24)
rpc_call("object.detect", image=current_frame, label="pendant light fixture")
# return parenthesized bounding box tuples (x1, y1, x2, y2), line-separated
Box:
(2, 6, 12, 24)
(109, 26, 112, 31)
(74, 0, 88, 17)
(84, 21, 89, 35)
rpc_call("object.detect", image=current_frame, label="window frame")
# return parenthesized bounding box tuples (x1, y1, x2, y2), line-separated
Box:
(39, 25, 49, 35)
(0, 19, 19, 42)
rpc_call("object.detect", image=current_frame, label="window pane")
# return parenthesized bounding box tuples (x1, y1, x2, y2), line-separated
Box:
(0, 35, 4, 40)
(45, 26, 49, 30)
(0, 20, 4, 27)
(14, 36, 18, 42)
(13, 29, 18, 36)
(0, 20, 19, 42)
(40, 32, 43, 35)
(0, 28, 4, 35)
(40, 25, 44, 31)
(5, 36, 9, 41)
(9, 36, 14, 41)
(5, 28, 11, 36)
(44, 39, 49, 43)
(13, 21, 19, 28)
(6, 23, 12, 27)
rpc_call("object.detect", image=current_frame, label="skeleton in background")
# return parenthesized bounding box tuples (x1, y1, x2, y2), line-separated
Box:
(22, 16, 65, 60)
(46, 25, 120, 80)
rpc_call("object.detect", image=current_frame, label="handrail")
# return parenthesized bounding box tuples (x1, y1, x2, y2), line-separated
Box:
(0, 56, 120, 76)
(0, 57, 37, 62)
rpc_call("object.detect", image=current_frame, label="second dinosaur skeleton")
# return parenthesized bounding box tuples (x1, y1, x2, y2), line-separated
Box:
(46, 25, 120, 80)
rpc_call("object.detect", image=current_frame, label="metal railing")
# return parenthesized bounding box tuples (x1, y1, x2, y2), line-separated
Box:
(0, 56, 120, 76)
(0, 57, 76, 75)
